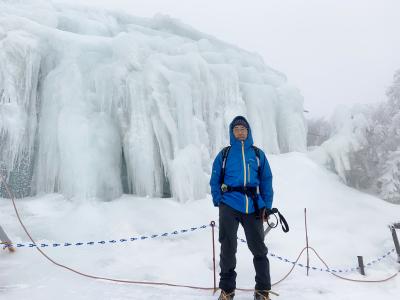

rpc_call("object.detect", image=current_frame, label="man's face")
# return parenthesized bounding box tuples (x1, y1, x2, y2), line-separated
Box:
(233, 125, 248, 141)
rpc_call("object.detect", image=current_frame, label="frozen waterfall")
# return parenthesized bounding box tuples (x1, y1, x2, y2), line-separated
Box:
(0, 2, 307, 202)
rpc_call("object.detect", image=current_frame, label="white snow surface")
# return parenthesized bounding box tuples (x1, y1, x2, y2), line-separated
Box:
(0, 0, 307, 202)
(1, 153, 399, 300)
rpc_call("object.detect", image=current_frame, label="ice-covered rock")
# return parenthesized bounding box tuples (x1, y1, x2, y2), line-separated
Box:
(308, 106, 369, 182)
(0, 1, 307, 201)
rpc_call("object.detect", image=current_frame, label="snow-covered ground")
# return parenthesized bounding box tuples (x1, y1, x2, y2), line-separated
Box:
(1, 153, 399, 300)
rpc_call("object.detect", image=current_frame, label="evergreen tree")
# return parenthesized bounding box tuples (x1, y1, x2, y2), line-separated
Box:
(377, 150, 400, 203)
(344, 69, 400, 203)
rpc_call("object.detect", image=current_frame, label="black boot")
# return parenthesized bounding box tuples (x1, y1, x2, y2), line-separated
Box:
(254, 290, 270, 300)
(218, 290, 235, 300)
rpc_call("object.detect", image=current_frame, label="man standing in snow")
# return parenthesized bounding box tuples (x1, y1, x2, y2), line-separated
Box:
(0, 225, 15, 253)
(210, 116, 273, 300)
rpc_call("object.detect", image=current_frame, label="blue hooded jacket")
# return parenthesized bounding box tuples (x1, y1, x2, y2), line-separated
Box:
(210, 116, 274, 213)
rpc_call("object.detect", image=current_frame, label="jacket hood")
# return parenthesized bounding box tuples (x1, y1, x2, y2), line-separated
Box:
(229, 116, 254, 147)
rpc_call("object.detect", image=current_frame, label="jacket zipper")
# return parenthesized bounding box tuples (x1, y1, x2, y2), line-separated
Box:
(248, 164, 250, 183)
(242, 141, 249, 214)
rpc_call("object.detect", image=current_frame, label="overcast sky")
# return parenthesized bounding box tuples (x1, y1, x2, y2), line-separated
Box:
(65, 0, 400, 118)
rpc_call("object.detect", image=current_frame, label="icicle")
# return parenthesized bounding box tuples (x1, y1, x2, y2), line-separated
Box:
(0, 2, 307, 202)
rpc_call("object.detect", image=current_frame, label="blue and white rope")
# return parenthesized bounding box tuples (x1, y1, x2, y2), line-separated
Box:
(4, 224, 210, 249)
(3, 222, 396, 274)
(238, 237, 396, 273)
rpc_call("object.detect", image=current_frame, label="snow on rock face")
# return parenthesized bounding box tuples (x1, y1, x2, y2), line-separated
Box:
(0, 1, 307, 201)
(308, 105, 369, 183)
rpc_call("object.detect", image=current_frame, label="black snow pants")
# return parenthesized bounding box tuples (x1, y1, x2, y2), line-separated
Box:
(218, 202, 271, 293)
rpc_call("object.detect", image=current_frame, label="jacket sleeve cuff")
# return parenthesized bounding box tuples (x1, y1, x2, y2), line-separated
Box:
(213, 197, 222, 207)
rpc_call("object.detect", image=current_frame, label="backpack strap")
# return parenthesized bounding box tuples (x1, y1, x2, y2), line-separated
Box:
(221, 145, 261, 184)
(252, 146, 261, 194)
(220, 146, 231, 184)
(252, 145, 261, 173)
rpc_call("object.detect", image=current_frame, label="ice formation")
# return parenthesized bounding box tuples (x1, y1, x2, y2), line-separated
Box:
(0, 1, 307, 201)
(308, 105, 369, 182)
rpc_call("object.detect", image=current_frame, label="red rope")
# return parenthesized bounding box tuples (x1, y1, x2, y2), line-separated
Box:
(309, 247, 399, 283)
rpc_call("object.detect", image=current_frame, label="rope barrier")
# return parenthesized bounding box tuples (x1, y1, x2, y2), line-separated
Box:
(0, 174, 217, 291)
(303, 205, 399, 283)
(309, 247, 399, 283)
(2, 225, 210, 249)
(3, 226, 396, 274)
(237, 237, 396, 273)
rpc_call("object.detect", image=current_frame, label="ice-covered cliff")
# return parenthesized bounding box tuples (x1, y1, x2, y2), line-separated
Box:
(0, 1, 307, 201)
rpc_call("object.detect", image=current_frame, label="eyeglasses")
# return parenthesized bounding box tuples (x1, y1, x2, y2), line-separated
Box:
(233, 126, 248, 133)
